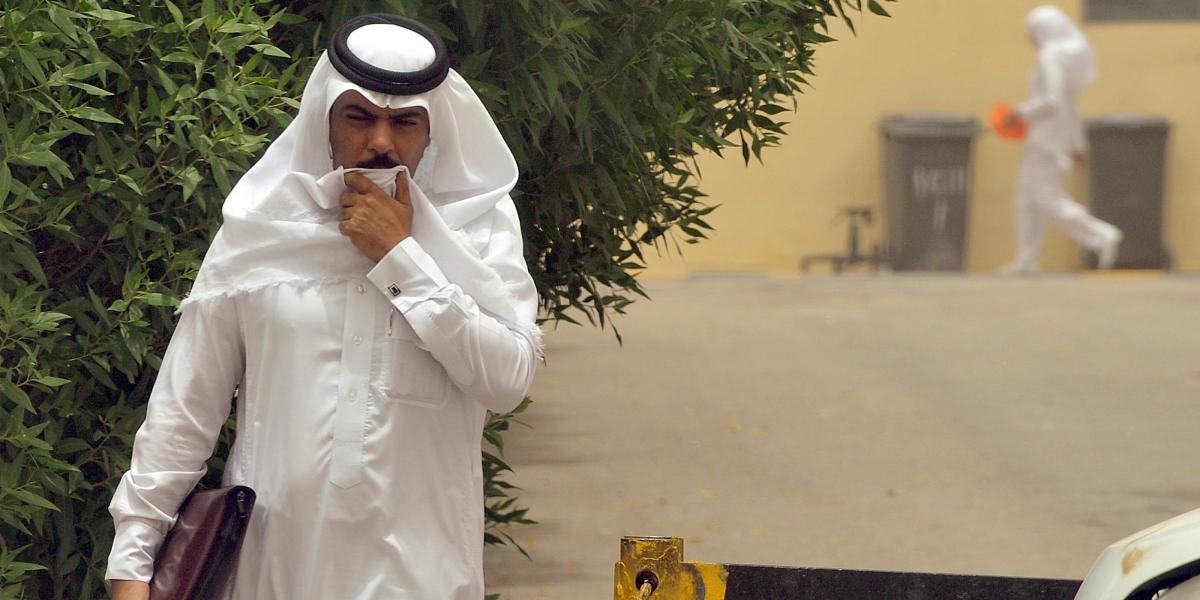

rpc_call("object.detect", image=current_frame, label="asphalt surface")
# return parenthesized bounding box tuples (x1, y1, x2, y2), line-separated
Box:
(482, 273, 1200, 599)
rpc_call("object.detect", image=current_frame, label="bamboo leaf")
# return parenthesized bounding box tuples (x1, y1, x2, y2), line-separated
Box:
(9, 489, 59, 512)
(0, 379, 34, 413)
(68, 107, 122, 125)
(84, 9, 135, 21)
(16, 48, 47, 85)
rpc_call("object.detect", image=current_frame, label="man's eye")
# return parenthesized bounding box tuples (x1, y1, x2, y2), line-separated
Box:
(392, 118, 417, 127)
(347, 114, 371, 122)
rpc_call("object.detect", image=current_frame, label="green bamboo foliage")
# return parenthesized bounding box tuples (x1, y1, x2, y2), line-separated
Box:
(0, 2, 306, 598)
(0, 0, 887, 597)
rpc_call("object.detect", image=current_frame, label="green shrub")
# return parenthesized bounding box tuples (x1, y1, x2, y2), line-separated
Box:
(0, 0, 885, 597)
(0, 2, 306, 597)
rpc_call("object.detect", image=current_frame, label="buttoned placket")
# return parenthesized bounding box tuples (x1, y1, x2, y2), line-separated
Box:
(330, 281, 377, 488)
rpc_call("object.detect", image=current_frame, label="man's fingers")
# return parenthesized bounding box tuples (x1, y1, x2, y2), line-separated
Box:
(393, 171, 412, 204)
(339, 214, 361, 234)
(344, 172, 384, 195)
(340, 192, 362, 209)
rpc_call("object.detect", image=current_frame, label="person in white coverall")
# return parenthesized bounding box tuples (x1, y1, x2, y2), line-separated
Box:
(1000, 5, 1122, 275)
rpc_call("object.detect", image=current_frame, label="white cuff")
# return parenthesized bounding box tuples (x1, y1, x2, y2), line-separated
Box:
(105, 517, 166, 583)
(366, 237, 449, 311)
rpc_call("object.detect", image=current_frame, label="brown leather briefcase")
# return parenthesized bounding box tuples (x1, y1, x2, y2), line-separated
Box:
(149, 485, 255, 600)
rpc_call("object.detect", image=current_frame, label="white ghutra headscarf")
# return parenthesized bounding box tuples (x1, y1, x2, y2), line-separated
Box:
(183, 16, 539, 347)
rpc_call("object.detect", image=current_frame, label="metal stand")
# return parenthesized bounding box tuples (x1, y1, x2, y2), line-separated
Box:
(800, 206, 890, 273)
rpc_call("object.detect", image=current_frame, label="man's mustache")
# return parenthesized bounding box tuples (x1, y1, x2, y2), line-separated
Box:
(356, 155, 400, 169)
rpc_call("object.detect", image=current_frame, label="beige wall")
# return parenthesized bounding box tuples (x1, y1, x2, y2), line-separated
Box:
(645, 0, 1200, 276)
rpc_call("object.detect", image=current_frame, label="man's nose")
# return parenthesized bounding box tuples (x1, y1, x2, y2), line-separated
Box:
(365, 122, 396, 157)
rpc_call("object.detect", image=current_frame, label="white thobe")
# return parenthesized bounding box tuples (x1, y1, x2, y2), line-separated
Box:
(105, 230, 538, 599)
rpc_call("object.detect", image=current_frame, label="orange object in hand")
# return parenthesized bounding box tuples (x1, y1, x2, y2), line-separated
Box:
(990, 103, 1027, 140)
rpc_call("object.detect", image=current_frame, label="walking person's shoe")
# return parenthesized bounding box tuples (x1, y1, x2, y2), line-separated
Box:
(998, 262, 1039, 277)
(1097, 226, 1123, 270)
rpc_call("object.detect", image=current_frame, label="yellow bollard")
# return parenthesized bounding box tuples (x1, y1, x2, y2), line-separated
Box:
(614, 536, 728, 600)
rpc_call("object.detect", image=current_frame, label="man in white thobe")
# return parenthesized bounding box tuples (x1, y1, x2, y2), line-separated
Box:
(106, 14, 540, 600)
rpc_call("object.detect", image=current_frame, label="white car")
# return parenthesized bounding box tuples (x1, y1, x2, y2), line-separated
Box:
(1075, 508, 1200, 599)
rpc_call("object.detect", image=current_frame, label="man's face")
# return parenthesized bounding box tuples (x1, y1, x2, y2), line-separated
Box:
(329, 90, 430, 171)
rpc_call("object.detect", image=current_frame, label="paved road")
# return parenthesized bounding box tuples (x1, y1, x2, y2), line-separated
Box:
(483, 274, 1200, 599)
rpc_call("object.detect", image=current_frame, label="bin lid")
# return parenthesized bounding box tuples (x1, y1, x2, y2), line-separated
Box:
(880, 113, 981, 138)
(1087, 113, 1170, 131)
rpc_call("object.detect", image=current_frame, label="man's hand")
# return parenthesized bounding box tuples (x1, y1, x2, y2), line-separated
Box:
(111, 580, 150, 600)
(339, 171, 413, 262)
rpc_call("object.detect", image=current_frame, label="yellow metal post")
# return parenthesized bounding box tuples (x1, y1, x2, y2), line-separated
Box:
(614, 537, 683, 600)
(614, 536, 727, 600)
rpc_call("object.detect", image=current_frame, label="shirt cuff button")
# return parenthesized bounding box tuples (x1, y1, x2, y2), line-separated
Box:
(387, 284, 402, 297)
